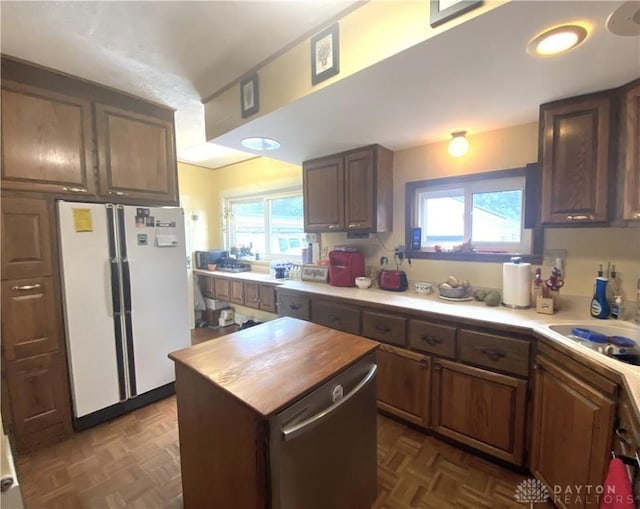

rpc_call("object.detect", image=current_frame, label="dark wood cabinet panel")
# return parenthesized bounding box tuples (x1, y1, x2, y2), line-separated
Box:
(214, 277, 230, 301)
(540, 93, 612, 224)
(432, 359, 527, 466)
(303, 156, 344, 232)
(1, 196, 53, 279)
(311, 299, 361, 335)
(530, 355, 615, 509)
(199, 275, 216, 299)
(244, 281, 260, 308)
(5, 351, 71, 451)
(362, 310, 406, 347)
(257, 285, 276, 313)
(408, 320, 456, 359)
(276, 290, 310, 320)
(1, 81, 95, 195)
(1, 277, 60, 361)
(242, 282, 276, 312)
(95, 104, 178, 204)
(376, 344, 430, 428)
(458, 329, 530, 377)
(303, 145, 393, 233)
(229, 280, 244, 305)
(622, 80, 640, 220)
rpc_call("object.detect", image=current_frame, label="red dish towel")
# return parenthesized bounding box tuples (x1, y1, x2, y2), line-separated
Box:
(600, 457, 635, 509)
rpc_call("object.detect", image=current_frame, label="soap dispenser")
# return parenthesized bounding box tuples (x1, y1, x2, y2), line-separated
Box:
(590, 277, 610, 319)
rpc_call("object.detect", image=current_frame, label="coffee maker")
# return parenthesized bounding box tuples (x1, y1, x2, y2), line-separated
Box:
(328, 249, 365, 287)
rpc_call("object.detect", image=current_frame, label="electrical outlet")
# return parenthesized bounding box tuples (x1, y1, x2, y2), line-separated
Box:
(543, 249, 567, 273)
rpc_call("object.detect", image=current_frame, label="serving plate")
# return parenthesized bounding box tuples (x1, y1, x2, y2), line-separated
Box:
(438, 295, 473, 302)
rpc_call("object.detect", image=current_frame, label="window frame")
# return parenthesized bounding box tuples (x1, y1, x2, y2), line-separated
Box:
(223, 186, 304, 262)
(405, 164, 543, 263)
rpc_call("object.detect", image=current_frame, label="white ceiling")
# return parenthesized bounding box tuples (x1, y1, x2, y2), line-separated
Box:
(1, 1, 639, 169)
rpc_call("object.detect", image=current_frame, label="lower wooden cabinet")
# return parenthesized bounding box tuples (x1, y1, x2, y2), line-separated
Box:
(530, 353, 616, 509)
(311, 299, 361, 335)
(200, 275, 215, 299)
(431, 358, 527, 466)
(275, 289, 310, 320)
(376, 344, 430, 428)
(5, 351, 71, 452)
(230, 280, 244, 305)
(244, 282, 276, 313)
(214, 277, 230, 301)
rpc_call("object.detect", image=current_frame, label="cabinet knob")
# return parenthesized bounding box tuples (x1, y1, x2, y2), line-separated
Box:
(62, 186, 88, 193)
(616, 427, 632, 445)
(109, 191, 128, 196)
(434, 363, 442, 371)
(12, 283, 41, 291)
(420, 359, 428, 369)
(566, 214, 594, 221)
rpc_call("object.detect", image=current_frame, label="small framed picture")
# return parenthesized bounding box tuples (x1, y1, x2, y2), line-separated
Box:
(240, 74, 259, 118)
(311, 23, 339, 85)
(430, 0, 483, 28)
(301, 264, 329, 283)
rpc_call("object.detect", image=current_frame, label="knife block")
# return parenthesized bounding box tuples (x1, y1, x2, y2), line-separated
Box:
(536, 295, 555, 315)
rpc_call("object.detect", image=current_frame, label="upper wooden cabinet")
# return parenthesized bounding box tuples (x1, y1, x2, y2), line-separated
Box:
(1, 196, 53, 279)
(539, 92, 613, 225)
(95, 104, 178, 203)
(0, 57, 179, 205)
(303, 144, 393, 233)
(621, 79, 640, 220)
(1, 81, 95, 196)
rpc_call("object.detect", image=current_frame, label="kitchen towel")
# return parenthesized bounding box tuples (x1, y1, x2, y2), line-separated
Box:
(600, 457, 635, 509)
(502, 261, 531, 308)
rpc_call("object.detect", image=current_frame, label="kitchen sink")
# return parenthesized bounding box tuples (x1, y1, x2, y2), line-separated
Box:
(546, 322, 640, 366)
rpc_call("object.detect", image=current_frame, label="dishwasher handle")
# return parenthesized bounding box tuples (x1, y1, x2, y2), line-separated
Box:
(281, 364, 377, 442)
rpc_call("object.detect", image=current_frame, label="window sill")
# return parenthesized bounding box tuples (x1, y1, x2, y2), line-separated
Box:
(407, 250, 543, 264)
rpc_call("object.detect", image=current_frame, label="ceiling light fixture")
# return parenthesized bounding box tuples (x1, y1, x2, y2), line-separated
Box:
(527, 24, 588, 57)
(448, 131, 468, 158)
(240, 137, 281, 151)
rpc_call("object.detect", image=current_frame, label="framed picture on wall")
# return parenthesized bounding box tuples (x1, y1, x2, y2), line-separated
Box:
(240, 74, 259, 118)
(311, 23, 340, 85)
(430, 0, 483, 28)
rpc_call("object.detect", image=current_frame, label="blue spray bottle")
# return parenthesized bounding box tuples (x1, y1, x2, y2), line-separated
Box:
(590, 277, 610, 319)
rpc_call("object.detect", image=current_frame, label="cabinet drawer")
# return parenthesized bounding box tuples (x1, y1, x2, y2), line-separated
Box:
(362, 311, 406, 347)
(458, 329, 530, 377)
(312, 300, 361, 335)
(277, 292, 310, 320)
(409, 320, 456, 358)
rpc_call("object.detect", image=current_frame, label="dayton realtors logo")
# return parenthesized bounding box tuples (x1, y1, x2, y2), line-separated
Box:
(514, 478, 636, 506)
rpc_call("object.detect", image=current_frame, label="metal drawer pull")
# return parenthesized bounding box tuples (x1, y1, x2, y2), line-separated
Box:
(566, 214, 594, 221)
(423, 336, 442, 346)
(62, 186, 88, 193)
(289, 304, 300, 310)
(12, 284, 41, 291)
(634, 212, 640, 219)
(375, 324, 391, 333)
(348, 223, 361, 228)
(109, 191, 128, 196)
(328, 224, 339, 229)
(481, 349, 506, 361)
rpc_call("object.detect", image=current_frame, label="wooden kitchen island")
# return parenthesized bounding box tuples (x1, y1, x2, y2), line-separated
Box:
(169, 317, 380, 509)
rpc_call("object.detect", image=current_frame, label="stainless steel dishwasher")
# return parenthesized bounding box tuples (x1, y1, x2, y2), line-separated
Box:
(269, 353, 377, 509)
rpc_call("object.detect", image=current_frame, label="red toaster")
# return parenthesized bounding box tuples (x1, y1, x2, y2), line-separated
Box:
(328, 250, 365, 287)
(378, 270, 408, 292)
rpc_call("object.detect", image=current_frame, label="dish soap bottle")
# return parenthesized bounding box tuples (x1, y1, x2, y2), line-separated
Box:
(590, 277, 610, 319)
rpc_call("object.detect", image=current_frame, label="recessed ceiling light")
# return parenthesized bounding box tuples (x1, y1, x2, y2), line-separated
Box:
(527, 24, 588, 57)
(240, 137, 281, 151)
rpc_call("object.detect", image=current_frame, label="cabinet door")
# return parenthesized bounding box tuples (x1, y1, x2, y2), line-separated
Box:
(214, 277, 230, 301)
(6, 351, 70, 451)
(230, 280, 244, 305)
(376, 344, 430, 428)
(540, 94, 612, 224)
(1, 277, 59, 361)
(95, 104, 178, 204)
(1, 81, 95, 195)
(1, 197, 52, 279)
(199, 275, 216, 299)
(303, 156, 344, 232)
(344, 149, 374, 231)
(258, 284, 276, 313)
(244, 281, 260, 309)
(432, 359, 527, 465)
(623, 80, 640, 220)
(530, 356, 614, 508)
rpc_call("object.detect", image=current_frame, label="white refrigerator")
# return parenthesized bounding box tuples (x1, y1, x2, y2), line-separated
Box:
(57, 201, 190, 429)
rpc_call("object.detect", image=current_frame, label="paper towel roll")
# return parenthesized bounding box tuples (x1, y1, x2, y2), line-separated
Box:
(502, 261, 531, 308)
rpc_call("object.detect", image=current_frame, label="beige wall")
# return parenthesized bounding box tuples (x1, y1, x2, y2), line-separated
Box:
(181, 122, 639, 302)
(177, 162, 217, 253)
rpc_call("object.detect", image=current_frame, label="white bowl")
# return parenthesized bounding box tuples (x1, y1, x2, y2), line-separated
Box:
(415, 282, 433, 294)
(355, 277, 372, 289)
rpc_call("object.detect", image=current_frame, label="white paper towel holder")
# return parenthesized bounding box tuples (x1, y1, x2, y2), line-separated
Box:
(502, 256, 532, 309)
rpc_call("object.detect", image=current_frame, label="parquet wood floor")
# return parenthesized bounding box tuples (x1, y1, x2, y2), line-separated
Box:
(13, 395, 551, 509)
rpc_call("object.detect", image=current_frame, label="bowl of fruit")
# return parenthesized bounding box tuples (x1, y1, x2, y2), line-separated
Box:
(437, 276, 470, 299)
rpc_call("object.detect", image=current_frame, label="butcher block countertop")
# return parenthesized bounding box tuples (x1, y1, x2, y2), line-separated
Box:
(169, 317, 379, 417)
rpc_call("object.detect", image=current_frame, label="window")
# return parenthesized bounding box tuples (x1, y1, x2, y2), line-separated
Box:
(224, 188, 305, 261)
(406, 165, 542, 262)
